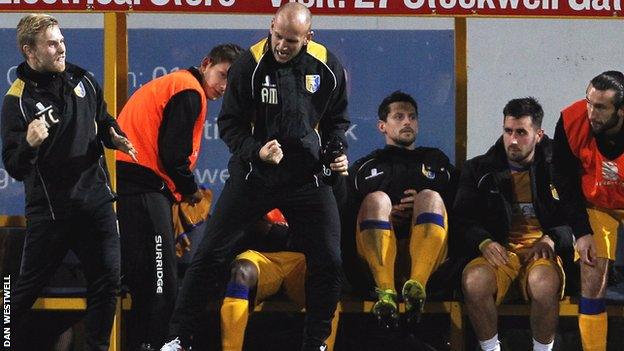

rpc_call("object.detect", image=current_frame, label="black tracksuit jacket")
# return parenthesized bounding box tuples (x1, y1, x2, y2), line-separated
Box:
(1, 62, 122, 220)
(346, 145, 457, 208)
(218, 37, 349, 187)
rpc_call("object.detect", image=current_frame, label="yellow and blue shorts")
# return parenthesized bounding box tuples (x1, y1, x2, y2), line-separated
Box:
(465, 251, 565, 305)
(579, 206, 624, 260)
(235, 250, 306, 307)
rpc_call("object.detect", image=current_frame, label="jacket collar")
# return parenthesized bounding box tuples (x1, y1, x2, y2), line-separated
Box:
(17, 62, 62, 87)
(16, 61, 85, 88)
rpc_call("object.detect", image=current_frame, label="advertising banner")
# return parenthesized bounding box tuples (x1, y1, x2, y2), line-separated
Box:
(0, 0, 621, 18)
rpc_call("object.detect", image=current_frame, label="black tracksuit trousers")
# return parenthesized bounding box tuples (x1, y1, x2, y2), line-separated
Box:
(168, 174, 342, 350)
(118, 192, 178, 350)
(9, 204, 120, 351)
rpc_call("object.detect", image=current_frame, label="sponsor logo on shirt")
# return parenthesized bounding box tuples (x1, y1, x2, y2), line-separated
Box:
(364, 168, 384, 180)
(602, 161, 619, 181)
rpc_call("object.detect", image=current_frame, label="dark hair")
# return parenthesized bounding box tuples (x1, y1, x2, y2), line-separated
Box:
(589, 71, 624, 109)
(377, 90, 418, 121)
(206, 43, 244, 65)
(502, 97, 544, 129)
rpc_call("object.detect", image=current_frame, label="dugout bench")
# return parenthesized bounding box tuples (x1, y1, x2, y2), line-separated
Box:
(19, 295, 624, 351)
(3, 220, 624, 351)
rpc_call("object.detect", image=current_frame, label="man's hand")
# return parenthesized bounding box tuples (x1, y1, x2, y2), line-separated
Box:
(525, 235, 556, 262)
(329, 154, 349, 176)
(481, 240, 510, 267)
(26, 117, 49, 147)
(390, 189, 417, 222)
(183, 189, 203, 204)
(110, 127, 138, 162)
(259, 139, 283, 164)
(575, 234, 596, 266)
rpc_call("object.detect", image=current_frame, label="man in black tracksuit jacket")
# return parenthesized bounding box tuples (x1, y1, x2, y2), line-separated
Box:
(345, 146, 456, 221)
(337, 91, 458, 328)
(1, 14, 136, 351)
(162, 4, 349, 351)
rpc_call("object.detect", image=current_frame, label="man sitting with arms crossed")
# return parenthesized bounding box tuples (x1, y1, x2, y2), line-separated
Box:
(456, 97, 570, 351)
(344, 91, 457, 328)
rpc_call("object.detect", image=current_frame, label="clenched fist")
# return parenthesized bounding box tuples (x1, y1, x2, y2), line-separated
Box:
(26, 117, 49, 147)
(259, 139, 283, 164)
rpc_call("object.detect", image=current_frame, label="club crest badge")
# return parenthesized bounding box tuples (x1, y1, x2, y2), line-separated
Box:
(74, 81, 86, 98)
(305, 75, 320, 93)
(421, 164, 436, 179)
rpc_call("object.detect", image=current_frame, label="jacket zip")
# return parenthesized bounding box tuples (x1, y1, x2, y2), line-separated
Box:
(529, 163, 545, 227)
(493, 171, 513, 233)
(98, 156, 114, 198)
(314, 129, 322, 151)
(35, 164, 56, 220)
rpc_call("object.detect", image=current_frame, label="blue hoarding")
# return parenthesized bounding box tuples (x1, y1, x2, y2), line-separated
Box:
(0, 28, 454, 215)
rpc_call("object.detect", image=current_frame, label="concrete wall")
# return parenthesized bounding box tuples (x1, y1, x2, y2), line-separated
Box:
(466, 18, 624, 157)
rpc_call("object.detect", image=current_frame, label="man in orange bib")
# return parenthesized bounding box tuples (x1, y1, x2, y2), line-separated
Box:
(115, 44, 243, 351)
(553, 71, 624, 351)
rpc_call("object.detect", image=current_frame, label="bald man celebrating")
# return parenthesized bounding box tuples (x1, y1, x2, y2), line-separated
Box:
(161, 4, 350, 351)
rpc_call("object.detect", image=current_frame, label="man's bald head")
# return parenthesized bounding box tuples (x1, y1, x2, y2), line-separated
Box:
(269, 2, 313, 63)
(275, 2, 311, 32)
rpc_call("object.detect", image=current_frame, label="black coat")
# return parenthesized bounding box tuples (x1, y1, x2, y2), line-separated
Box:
(453, 136, 571, 256)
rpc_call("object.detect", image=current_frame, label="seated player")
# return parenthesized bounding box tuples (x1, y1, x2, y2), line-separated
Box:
(220, 209, 338, 351)
(455, 97, 570, 351)
(343, 91, 457, 327)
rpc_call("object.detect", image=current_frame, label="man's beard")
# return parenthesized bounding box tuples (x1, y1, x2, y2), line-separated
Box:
(591, 111, 620, 135)
(507, 147, 531, 165)
(391, 135, 415, 148)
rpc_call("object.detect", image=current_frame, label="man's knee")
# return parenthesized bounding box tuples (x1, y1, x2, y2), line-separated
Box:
(230, 259, 258, 288)
(527, 265, 560, 302)
(462, 265, 497, 299)
(581, 258, 609, 298)
(414, 189, 445, 214)
(414, 189, 443, 204)
(359, 191, 392, 218)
